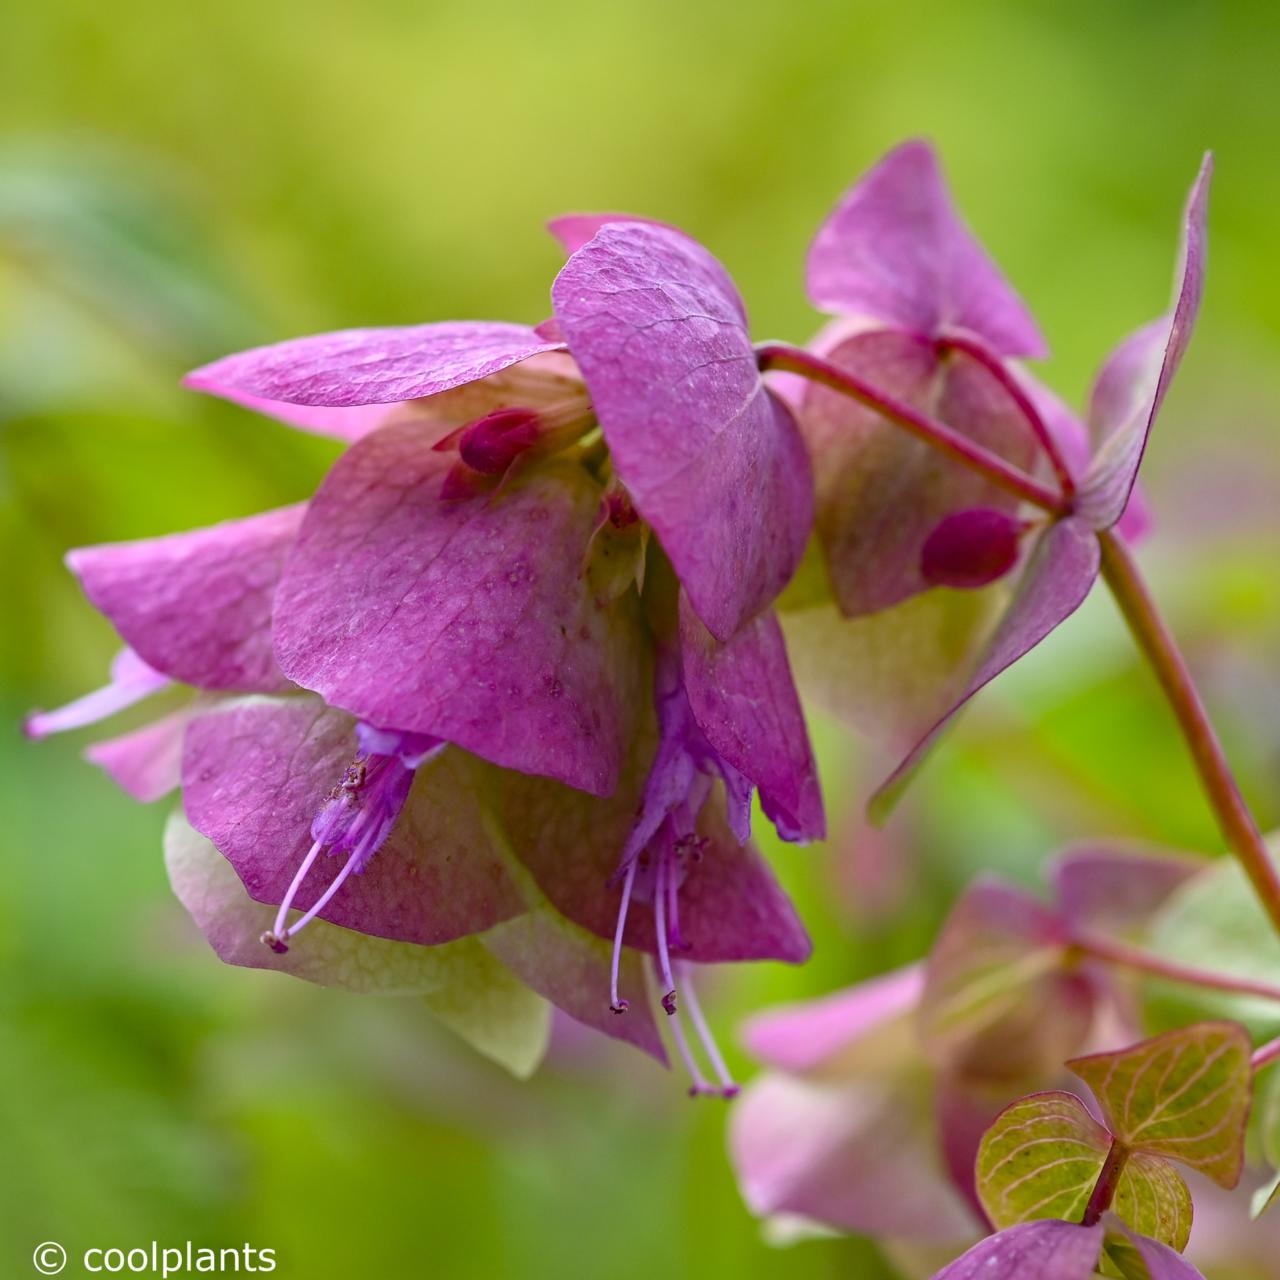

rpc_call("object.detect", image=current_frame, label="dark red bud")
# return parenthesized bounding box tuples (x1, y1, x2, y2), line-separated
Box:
(458, 408, 541, 475)
(921, 507, 1027, 590)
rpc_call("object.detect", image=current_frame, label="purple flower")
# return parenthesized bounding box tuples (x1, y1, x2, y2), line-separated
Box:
(930, 1217, 1205, 1280)
(790, 139, 1056, 619)
(782, 143, 1211, 812)
(31, 218, 822, 1087)
(24, 502, 307, 797)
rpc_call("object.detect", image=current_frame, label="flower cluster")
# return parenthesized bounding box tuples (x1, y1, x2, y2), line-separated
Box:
(33, 139, 1280, 1279)
(31, 212, 825, 1093)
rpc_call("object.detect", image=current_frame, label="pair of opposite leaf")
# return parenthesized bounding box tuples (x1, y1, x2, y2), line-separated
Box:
(29, 139, 1209, 1087)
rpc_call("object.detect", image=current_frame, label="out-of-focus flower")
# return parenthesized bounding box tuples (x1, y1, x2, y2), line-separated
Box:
(729, 845, 1198, 1241)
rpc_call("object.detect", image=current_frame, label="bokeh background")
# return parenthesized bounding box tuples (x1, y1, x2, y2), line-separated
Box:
(4, 2, 1280, 1276)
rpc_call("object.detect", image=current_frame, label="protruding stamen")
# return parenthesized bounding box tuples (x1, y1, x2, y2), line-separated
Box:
(260, 724, 440, 956)
(24, 648, 170, 739)
(609, 857, 639, 1013)
(268, 836, 325, 946)
(280, 824, 372, 940)
(653, 959, 716, 1097)
(653, 857, 678, 1016)
(666, 849, 686, 952)
(677, 960, 739, 1098)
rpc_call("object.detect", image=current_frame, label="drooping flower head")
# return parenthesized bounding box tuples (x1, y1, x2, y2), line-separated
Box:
(30, 216, 823, 1089)
(781, 142, 1211, 816)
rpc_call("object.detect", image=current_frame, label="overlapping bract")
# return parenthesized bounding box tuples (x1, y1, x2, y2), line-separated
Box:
(30, 136, 1226, 1165)
(31, 213, 824, 1082)
(781, 142, 1212, 820)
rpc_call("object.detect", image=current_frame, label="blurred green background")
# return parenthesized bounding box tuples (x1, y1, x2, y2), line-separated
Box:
(4, 2, 1280, 1276)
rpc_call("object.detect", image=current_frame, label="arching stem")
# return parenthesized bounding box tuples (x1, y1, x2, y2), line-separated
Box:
(1072, 931, 1280, 1003)
(756, 342, 1066, 514)
(934, 330, 1077, 500)
(1098, 530, 1280, 937)
(1253, 1036, 1280, 1072)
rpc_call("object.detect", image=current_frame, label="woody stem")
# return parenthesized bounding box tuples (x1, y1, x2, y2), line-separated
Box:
(756, 343, 1067, 514)
(1098, 529, 1280, 938)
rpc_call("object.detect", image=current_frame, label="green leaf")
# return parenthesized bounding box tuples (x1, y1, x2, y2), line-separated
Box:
(1067, 1022, 1253, 1188)
(164, 810, 552, 1076)
(975, 1091, 1192, 1250)
(1149, 855, 1280, 1030)
(1252, 1170, 1280, 1220)
(1252, 1062, 1280, 1218)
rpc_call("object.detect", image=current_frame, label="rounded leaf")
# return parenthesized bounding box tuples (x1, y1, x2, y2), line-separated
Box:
(976, 1091, 1191, 1250)
(1066, 1022, 1252, 1189)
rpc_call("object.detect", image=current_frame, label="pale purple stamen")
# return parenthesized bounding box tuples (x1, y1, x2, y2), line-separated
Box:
(677, 960, 739, 1098)
(280, 817, 378, 940)
(666, 856, 685, 952)
(24, 648, 171, 739)
(261, 723, 442, 954)
(609, 857, 639, 1013)
(265, 836, 324, 948)
(653, 856, 679, 1016)
(662, 976, 716, 1098)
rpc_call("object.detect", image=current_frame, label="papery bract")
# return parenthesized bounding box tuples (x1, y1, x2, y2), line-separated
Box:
(552, 220, 812, 640)
(165, 808, 553, 1077)
(68, 505, 305, 692)
(929, 1219, 1104, 1280)
(731, 964, 977, 1242)
(186, 321, 563, 438)
(870, 517, 1101, 819)
(786, 150, 1211, 820)
(807, 139, 1047, 356)
(273, 432, 644, 797)
(1078, 156, 1212, 531)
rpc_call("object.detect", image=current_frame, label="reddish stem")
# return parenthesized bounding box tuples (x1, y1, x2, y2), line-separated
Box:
(935, 330, 1077, 501)
(759, 339, 1280, 945)
(1072, 931, 1280, 1003)
(1098, 530, 1280, 938)
(756, 342, 1067, 515)
(1081, 1140, 1130, 1227)
(1254, 1036, 1280, 1072)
